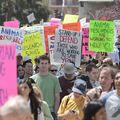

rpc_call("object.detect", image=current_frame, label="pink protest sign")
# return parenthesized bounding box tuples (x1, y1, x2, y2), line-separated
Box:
(50, 18, 61, 26)
(0, 44, 17, 106)
(82, 27, 95, 55)
(4, 20, 20, 28)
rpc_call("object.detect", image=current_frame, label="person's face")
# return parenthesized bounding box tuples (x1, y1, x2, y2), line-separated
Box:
(39, 60, 49, 73)
(73, 92, 82, 99)
(115, 72, 120, 92)
(99, 70, 113, 91)
(84, 55, 90, 62)
(88, 68, 99, 81)
(50, 66, 58, 76)
(18, 66, 24, 78)
(24, 63, 33, 76)
(65, 73, 74, 79)
(92, 107, 106, 120)
(19, 83, 31, 97)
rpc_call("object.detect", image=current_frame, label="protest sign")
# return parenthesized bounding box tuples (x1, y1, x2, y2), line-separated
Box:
(63, 14, 79, 24)
(4, 20, 20, 28)
(80, 18, 86, 27)
(0, 44, 17, 106)
(50, 18, 61, 26)
(0, 26, 24, 54)
(22, 32, 45, 63)
(27, 13, 36, 23)
(114, 20, 120, 48)
(48, 35, 56, 64)
(44, 26, 58, 52)
(54, 29, 82, 67)
(21, 25, 46, 52)
(63, 22, 81, 32)
(82, 27, 95, 55)
(89, 20, 114, 52)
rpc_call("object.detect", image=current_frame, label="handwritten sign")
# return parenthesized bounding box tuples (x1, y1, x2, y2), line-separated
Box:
(48, 35, 56, 64)
(21, 25, 46, 52)
(63, 22, 81, 32)
(50, 18, 61, 26)
(82, 27, 95, 55)
(22, 32, 45, 63)
(54, 29, 82, 67)
(0, 26, 24, 54)
(63, 14, 79, 24)
(44, 26, 58, 52)
(89, 20, 114, 52)
(4, 20, 20, 28)
(0, 44, 17, 106)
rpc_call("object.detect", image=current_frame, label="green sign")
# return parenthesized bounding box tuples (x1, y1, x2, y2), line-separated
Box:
(89, 20, 114, 52)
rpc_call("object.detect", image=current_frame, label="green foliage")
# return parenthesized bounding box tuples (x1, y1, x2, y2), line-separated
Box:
(0, 0, 50, 26)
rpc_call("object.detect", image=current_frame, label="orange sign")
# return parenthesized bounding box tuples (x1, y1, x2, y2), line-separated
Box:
(44, 26, 58, 52)
(63, 22, 81, 32)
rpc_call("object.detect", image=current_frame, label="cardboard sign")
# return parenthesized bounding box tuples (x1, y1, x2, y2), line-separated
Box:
(0, 44, 17, 106)
(54, 29, 82, 67)
(0, 26, 24, 54)
(63, 14, 79, 24)
(4, 20, 20, 28)
(27, 13, 36, 23)
(44, 26, 58, 52)
(22, 32, 45, 63)
(63, 22, 81, 32)
(82, 27, 95, 55)
(89, 20, 114, 52)
(50, 18, 61, 26)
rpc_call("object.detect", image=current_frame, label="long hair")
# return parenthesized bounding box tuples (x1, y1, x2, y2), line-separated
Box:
(19, 78, 42, 120)
(84, 101, 104, 120)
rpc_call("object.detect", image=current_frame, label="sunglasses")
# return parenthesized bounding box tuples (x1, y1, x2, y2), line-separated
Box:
(50, 69, 57, 72)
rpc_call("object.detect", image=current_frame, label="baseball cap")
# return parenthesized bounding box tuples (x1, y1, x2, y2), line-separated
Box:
(72, 79, 87, 95)
(63, 62, 75, 74)
(23, 56, 31, 62)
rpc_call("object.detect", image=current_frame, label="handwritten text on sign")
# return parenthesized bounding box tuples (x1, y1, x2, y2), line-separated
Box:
(48, 35, 56, 64)
(89, 20, 114, 52)
(82, 27, 95, 55)
(22, 32, 45, 63)
(0, 45, 17, 106)
(54, 29, 82, 67)
(0, 26, 24, 53)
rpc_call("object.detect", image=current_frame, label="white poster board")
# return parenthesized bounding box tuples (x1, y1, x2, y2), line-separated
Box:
(54, 29, 82, 67)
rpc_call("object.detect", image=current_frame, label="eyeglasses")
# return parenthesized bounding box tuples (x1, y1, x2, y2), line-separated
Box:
(50, 69, 57, 72)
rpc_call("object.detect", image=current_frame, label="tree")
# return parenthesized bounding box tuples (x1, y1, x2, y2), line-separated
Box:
(0, 0, 50, 26)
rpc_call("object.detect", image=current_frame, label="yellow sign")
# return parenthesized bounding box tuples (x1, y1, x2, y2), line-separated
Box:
(22, 32, 45, 63)
(63, 14, 79, 24)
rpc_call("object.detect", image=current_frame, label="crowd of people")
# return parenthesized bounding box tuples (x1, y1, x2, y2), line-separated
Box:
(0, 52, 120, 120)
